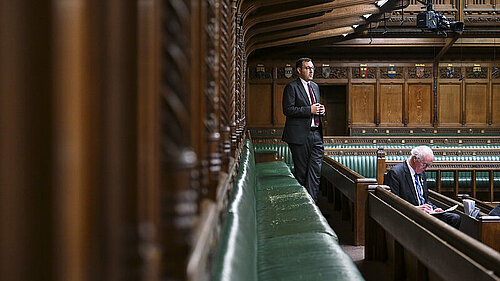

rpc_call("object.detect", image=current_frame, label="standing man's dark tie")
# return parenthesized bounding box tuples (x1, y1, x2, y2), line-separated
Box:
(308, 82, 320, 126)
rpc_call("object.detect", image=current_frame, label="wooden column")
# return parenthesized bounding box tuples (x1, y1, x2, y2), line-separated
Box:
(204, 0, 222, 199)
(138, 0, 161, 280)
(0, 2, 54, 281)
(160, 0, 198, 280)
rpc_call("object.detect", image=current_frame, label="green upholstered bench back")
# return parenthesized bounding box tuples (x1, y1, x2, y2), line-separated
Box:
(254, 143, 294, 169)
(213, 140, 258, 281)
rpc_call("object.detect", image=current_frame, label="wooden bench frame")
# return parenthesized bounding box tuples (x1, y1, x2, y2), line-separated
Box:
(429, 190, 500, 252)
(321, 157, 377, 245)
(365, 185, 500, 281)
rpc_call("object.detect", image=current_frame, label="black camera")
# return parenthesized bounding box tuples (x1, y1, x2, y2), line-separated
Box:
(416, 0, 464, 34)
(417, 11, 464, 32)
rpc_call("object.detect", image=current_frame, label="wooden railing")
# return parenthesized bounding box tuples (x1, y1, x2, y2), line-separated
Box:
(430, 190, 500, 252)
(187, 142, 242, 281)
(365, 185, 500, 281)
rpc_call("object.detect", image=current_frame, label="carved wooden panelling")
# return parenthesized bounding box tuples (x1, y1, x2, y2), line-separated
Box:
(322, 136, 500, 146)
(350, 84, 375, 124)
(380, 84, 403, 124)
(493, 84, 500, 125)
(408, 66, 432, 79)
(493, 67, 500, 79)
(315, 66, 348, 79)
(330, 67, 349, 79)
(274, 84, 287, 126)
(466, 66, 488, 79)
(439, 67, 462, 79)
(248, 83, 272, 125)
(465, 83, 488, 124)
(352, 67, 376, 79)
(439, 84, 461, 125)
(380, 67, 404, 79)
(408, 84, 432, 125)
(277, 65, 298, 79)
(350, 126, 500, 136)
(161, 0, 198, 278)
(463, 12, 500, 26)
(249, 65, 272, 79)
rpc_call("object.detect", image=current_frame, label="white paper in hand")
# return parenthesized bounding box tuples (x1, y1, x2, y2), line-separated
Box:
(429, 204, 458, 215)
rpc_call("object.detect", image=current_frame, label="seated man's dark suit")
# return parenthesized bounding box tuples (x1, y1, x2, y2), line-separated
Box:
(282, 78, 324, 201)
(384, 161, 461, 229)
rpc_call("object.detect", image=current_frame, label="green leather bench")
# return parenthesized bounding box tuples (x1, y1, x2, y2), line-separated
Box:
(329, 155, 500, 188)
(213, 140, 364, 281)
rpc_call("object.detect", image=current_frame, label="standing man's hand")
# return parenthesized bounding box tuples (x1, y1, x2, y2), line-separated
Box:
(311, 103, 322, 115)
(318, 104, 325, 115)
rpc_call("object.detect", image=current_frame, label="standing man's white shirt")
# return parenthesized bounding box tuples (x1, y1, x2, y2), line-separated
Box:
(299, 77, 317, 128)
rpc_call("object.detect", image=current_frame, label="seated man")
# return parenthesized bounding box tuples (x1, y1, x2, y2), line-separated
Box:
(384, 145, 461, 229)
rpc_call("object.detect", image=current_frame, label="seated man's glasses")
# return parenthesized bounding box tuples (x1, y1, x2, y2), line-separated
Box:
(419, 159, 431, 168)
(303, 66, 315, 71)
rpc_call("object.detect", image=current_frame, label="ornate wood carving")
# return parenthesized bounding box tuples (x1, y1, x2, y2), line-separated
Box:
(205, 0, 222, 197)
(250, 135, 500, 146)
(230, 1, 237, 154)
(493, 67, 500, 79)
(380, 67, 403, 79)
(408, 67, 432, 79)
(350, 126, 500, 136)
(220, 0, 232, 169)
(249, 65, 272, 79)
(466, 66, 488, 79)
(352, 67, 376, 79)
(463, 13, 500, 25)
(323, 136, 500, 146)
(439, 67, 462, 79)
(277, 65, 299, 79)
(314, 66, 348, 79)
(160, 1, 198, 279)
(325, 148, 500, 157)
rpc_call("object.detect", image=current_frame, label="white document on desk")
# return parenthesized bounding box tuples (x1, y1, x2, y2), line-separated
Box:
(429, 204, 458, 215)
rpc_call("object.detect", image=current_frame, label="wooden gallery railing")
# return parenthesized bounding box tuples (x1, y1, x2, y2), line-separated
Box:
(321, 157, 377, 245)
(376, 148, 500, 202)
(186, 142, 243, 281)
(365, 185, 500, 281)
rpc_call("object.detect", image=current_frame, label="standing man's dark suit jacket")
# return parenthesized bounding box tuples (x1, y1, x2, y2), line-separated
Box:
(282, 79, 324, 144)
(384, 161, 432, 206)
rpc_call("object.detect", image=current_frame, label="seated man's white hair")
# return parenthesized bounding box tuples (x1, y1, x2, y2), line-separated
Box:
(411, 146, 434, 161)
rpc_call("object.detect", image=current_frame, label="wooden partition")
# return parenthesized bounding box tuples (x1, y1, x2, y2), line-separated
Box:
(321, 157, 377, 245)
(430, 191, 500, 252)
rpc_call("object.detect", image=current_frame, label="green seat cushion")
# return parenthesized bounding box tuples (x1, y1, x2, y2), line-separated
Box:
(258, 232, 364, 281)
(256, 190, 337, 239)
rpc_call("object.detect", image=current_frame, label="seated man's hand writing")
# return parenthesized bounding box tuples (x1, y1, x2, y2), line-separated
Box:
(417, 204, 434, 214)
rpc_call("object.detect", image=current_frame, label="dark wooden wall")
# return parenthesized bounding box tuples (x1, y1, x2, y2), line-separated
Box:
(0, 1, 247, 281)
(247, 61, 500, 132)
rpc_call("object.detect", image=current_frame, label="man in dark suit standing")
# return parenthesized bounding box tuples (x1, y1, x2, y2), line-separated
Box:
(282, 58, 326, 201)
(384, 146, 461, 228)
